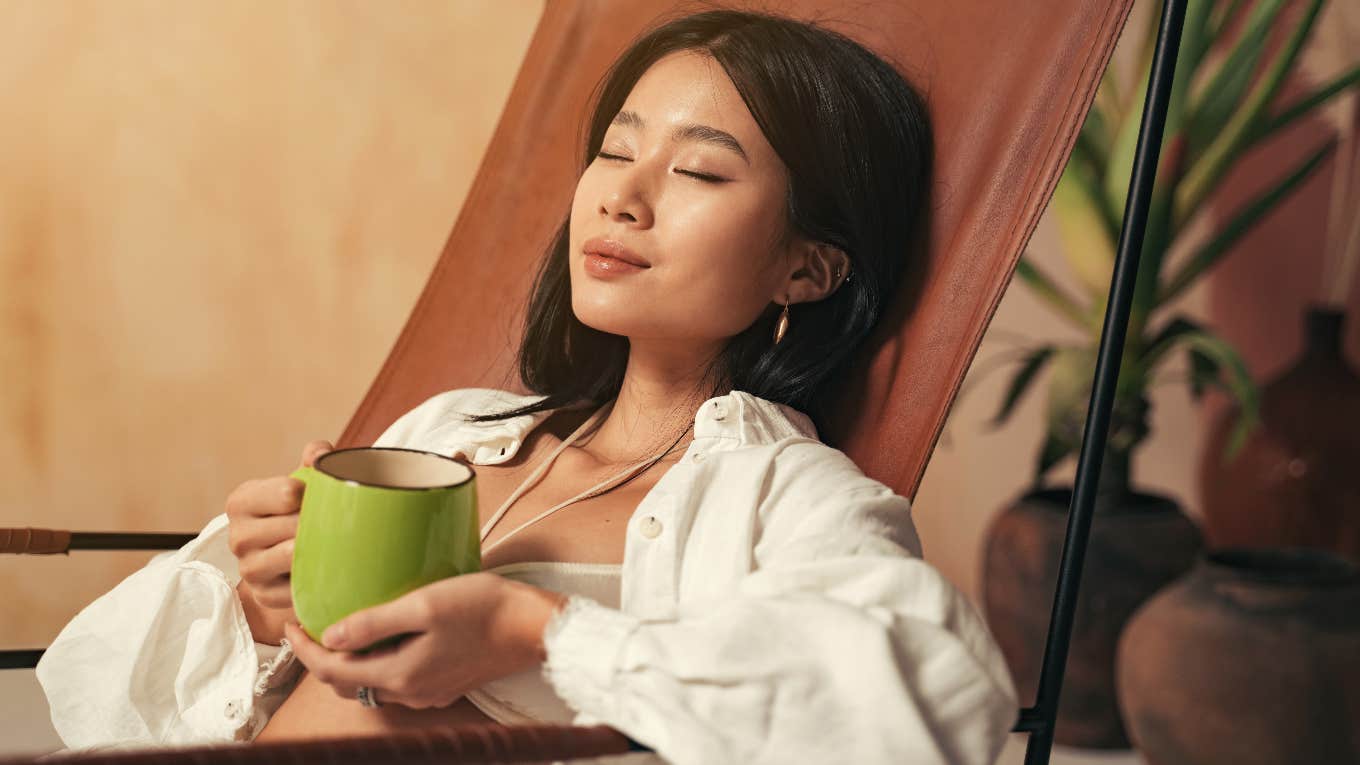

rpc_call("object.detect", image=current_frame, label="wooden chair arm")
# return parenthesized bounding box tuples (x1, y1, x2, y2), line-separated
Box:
(0, 528, 196, 554)
(0, 724, 643, 764)
(0, 527, 72, 555)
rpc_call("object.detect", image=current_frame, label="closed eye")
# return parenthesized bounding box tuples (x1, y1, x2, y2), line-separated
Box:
(595, 151, 727, 184)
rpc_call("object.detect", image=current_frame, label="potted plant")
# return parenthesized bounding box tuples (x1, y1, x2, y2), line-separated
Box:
(978, 0, 1360, 749)
(1196, 0, 1360, 563)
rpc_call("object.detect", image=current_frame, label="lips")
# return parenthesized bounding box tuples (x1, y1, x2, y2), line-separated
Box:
(582, 237, 650, 268)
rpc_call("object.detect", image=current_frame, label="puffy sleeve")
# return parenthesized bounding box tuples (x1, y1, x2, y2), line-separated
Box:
(35, 513, 303, 750)
(32, 391, 488, 751)
(540, 440, 1019, 765)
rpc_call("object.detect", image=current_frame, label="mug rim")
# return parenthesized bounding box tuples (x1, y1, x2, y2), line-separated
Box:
(314, 446, 477, 491)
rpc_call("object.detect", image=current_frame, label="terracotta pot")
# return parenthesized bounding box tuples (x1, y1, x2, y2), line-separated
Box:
(1117, 547, 1360, 765)
(1199, 306, 1360, 561)
(982, 486, 1201, 748)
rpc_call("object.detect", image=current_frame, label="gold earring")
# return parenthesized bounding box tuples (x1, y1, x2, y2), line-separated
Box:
(773, 298, 790, 345)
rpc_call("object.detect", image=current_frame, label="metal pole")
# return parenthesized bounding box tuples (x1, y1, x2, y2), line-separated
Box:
(0, 650, 43, 670)
(1024, 0, 1187, 762)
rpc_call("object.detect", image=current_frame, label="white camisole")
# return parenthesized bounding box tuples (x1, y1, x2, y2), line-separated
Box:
(462, 560, 622, 723)
(462, 401, 647, 725)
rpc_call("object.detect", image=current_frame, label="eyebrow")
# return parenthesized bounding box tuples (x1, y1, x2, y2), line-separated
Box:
(611, 110, 750, 165)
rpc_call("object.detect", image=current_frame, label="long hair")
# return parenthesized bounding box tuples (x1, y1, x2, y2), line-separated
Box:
(469, 8, 932, 440)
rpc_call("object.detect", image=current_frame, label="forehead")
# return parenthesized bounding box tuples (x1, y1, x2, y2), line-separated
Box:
(616, 51, 772, 162)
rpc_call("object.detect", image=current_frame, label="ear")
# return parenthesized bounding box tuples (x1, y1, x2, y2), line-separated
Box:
(778, 239, 851, 305)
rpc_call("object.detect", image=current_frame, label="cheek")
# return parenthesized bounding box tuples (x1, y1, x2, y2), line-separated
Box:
(568, 171, 599, 249)
(660, 191, 783, 305)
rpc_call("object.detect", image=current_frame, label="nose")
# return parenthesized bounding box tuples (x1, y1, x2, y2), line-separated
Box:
(598, 166, 654, 228)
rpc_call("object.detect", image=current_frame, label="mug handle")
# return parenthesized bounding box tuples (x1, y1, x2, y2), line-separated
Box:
(290, 466, 318, 486)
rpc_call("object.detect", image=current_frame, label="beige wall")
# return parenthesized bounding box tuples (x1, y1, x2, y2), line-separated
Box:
(0, 0, 544, 653)
(1, 1, 1356, 759)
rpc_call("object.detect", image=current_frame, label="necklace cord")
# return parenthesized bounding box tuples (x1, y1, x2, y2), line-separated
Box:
(479, 402, 694, 553)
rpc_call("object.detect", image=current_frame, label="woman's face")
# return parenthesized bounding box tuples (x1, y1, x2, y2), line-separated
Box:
(568, 51, 795, 347)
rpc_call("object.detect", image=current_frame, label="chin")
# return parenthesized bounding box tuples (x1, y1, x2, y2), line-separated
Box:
(570, 298, 646, 338)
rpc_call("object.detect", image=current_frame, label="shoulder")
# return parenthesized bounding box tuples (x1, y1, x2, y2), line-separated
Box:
(751, 437, 923, 560)
(708, 390, 891, 508)
(763, 436, 892, 500)
(712, 391, 818, 443)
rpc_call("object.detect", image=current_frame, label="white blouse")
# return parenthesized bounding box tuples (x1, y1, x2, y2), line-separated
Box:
(463, 561, 623, 726)
(37, 387, 1019, 764)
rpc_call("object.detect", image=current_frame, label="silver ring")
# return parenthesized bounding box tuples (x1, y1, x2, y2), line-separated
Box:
(356, 685, 381, 708)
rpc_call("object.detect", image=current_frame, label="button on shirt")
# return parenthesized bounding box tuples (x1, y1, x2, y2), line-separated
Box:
(37, 388, 1019, 764)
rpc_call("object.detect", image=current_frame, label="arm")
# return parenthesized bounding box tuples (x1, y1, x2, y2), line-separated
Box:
(35, 392, 473, 750)
(540, 442, 1019, 765)
(36, 514, 302, 749)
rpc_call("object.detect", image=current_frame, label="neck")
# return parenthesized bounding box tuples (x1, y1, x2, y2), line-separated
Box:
(581, 339, 720, 464)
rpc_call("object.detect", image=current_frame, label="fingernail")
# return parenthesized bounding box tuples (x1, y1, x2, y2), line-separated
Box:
(322, 623, 347, 649)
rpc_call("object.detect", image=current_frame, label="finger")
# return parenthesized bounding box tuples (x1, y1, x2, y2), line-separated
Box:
(284, 622, 410, 693)
(240, 538, 295, 586)
(301, 440, 334, 468)
(321, 590, 432, 651)
(230, 476, 303, 519)
(233, 514, 299, 554)
(328, 681, 415, 709)
(319, 638, 415, 705)
(285, 621, 327, 671)
(252, 577, 293, 610)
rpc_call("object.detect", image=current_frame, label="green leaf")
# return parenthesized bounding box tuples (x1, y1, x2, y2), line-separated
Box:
(1160, 138, 1335, 304)
(1175, 331, 1260, 460)
(1186, 0, 1289, 158)
(1175, 0, 1326, 223)
(1187, 346, 1221, 400)
(1037, 347, 1097, 480)
(1251, 63, 1360, 147)
(1053, 160, 1118, 297)
(1124, 0, 1167, 117)
(1141, 315, 1207, 369)
(1136, 319, 1219, 400)
(1207, 0, 1249, 40)
(1076, 106, 1112, 173)
(1105, 0, 1212, 217)
(1181, 0, 1217, 70)
(1103, 64, 1148, 218)
(1093, 82, 1120, 141)
(989, 345, 1057, 429)
(1014, 258, 1091, 329)
(1036, 430, 1079, 484)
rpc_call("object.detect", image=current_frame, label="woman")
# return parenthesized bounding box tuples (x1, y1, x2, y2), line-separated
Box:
(38, 9, 1018, 764)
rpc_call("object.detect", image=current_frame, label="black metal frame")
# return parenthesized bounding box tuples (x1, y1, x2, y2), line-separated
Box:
(2, 3, 1188, 761)
(1015, 1, 1187, 762)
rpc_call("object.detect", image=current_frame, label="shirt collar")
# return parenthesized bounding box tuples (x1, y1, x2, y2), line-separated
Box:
(446, 389, 817, 465)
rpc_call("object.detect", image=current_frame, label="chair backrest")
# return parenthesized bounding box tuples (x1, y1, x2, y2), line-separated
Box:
(338, 0, 1135, 501)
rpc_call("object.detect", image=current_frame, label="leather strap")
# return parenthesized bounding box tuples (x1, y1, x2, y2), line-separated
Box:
(0, 723, 635, 764)
(0, 527, 72, 555)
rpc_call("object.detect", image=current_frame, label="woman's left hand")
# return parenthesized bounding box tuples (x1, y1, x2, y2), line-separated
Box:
(284, 572, 568, 709)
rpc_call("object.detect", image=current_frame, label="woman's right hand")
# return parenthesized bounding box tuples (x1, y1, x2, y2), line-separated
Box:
(226, 439, 333, 645)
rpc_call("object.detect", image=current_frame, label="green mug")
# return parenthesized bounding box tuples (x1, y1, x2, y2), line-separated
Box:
(289, 447, 480, 651)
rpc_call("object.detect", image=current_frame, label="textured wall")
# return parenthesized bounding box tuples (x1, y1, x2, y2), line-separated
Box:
(0, 0, 543, 653)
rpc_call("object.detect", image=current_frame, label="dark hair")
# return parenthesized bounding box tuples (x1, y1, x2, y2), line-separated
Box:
(471, 8, 932, 440)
